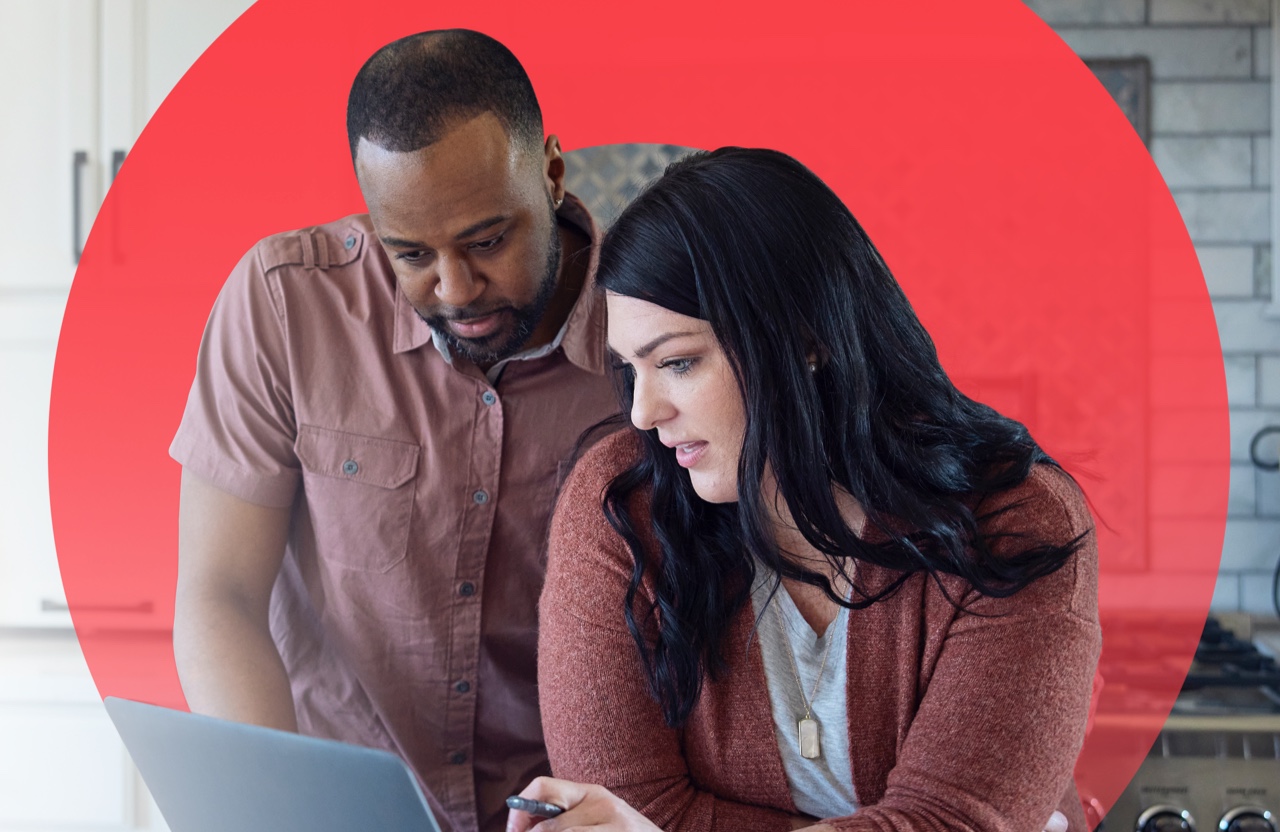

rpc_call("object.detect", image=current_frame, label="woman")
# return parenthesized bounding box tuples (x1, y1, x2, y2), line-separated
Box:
(512, 148, 1099, 832)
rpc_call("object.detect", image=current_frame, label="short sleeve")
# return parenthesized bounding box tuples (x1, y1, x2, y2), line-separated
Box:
(169, 243, 301, 507)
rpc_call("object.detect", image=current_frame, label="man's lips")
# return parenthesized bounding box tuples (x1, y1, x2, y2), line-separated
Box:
(447, 311, 504, 339)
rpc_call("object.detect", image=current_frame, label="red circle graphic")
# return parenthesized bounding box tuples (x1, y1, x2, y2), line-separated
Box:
(51, 0, 1229, 816)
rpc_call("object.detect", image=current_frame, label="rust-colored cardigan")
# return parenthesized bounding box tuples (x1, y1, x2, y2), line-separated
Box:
(538, 432, 1101, 832)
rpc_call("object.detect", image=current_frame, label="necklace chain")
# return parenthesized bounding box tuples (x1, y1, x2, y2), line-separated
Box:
(770, 591, 836, 720)
(763, 565, 854, 761)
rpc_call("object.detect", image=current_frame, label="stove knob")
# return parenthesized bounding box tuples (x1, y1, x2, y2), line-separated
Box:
(1219, 808, 1276, 832)
(1137, 806, 1197, 832)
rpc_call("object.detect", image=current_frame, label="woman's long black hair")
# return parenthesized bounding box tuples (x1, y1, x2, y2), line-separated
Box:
(595, 147, 1087, 728)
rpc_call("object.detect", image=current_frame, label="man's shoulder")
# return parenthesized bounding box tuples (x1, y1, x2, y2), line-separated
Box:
(215, 214, 400, 341)
(248, 214, 380, 276)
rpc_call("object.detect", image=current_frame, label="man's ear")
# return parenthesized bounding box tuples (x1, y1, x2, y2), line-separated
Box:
(543, 134, 566, 205)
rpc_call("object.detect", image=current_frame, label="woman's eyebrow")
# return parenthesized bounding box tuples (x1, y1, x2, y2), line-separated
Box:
(609, 331, 700, 360)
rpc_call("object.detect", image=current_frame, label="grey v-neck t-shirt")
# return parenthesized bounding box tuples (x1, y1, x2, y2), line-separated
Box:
(750, 570, 858, 820)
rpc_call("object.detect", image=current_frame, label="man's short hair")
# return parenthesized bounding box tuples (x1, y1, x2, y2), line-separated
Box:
(346, 29, 544, 163)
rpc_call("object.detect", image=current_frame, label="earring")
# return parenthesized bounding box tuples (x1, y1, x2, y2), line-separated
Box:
(808, 362, 817, 373)
(554, 196, 564, 209)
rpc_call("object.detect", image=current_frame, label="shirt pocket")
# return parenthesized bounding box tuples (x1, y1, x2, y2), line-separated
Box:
(295, 424, 420, 573)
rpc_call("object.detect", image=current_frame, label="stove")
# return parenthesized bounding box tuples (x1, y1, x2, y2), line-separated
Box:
(1104, 617, 1280, 832)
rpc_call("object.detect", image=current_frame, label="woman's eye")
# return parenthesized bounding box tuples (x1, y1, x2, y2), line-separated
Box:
(660, 358, 696, 375)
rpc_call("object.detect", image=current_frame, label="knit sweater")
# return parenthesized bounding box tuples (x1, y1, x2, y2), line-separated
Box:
(539, 431, 1101, 832)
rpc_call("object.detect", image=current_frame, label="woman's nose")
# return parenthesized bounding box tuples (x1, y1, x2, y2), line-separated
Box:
(630, 375, 673, 432)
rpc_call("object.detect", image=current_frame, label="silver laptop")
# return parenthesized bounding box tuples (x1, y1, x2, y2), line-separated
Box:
(105, 696, 442, 832)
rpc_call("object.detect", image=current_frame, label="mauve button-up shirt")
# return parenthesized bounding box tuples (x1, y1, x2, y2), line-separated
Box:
(170, 196, 618, 832)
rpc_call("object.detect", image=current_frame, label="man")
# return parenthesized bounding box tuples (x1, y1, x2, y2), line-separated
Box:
(170, 30, 616, 832)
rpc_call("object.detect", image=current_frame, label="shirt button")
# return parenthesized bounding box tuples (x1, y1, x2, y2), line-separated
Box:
(342, 459, 358, 475)
(454, 680, 471, 694)
(344, 235, 356, 250)
(481, 390, 497, 406)
(459, 582, 476, 597)
(449, 751, 467, 765)
(473, 489, 489, 505)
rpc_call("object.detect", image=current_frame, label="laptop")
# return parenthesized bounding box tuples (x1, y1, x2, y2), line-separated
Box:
(104, 696, 443, 832)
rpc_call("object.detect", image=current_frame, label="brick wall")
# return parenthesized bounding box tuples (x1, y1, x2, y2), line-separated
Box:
(1026, 0, 1275, 613)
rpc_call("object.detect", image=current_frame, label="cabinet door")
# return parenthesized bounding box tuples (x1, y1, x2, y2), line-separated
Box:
(0, 0, 254, 629)
(97, 0, 254, 194)
(0, 0, 100, 289)
(0, 296, 71, 627)
(0, 702, 130, 828)
(138, 0, 255, 122)
(0, 290, 164, 629)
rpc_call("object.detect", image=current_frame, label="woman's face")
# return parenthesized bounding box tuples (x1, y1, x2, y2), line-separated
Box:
(606, 292, 746, 504)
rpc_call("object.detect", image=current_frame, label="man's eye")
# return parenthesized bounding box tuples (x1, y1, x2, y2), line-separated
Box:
(470, 234, 505, 252)
(396, 250, 430, 263)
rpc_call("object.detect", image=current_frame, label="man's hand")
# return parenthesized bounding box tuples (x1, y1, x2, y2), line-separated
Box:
(173, 468, 297, 731)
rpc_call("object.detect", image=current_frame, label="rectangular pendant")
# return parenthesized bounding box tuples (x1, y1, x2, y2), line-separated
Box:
(798, 717, 820, 759)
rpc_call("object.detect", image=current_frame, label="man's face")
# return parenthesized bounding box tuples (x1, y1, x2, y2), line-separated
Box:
(356, 113, 563, 365)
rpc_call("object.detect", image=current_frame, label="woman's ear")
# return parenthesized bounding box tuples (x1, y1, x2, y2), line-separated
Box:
(804, 342, 830, 372)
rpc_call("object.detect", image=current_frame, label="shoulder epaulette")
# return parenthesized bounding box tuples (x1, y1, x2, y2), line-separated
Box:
(256, 223, 365, 273)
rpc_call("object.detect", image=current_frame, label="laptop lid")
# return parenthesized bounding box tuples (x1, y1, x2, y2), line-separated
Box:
(105, 696, 442, 832)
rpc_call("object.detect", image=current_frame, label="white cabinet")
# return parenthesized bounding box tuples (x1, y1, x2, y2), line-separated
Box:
(0, 1, 98, 290)
(0, 704, 131, 827)
(0, 635, 169, 832)
(0, 0, 253, 627)
(0, 0, 253, 289)
(0, 1, 249, 826)
(0, 297, 70, 628)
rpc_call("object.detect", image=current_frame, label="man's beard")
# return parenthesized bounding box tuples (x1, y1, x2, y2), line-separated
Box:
(421, 200, 562, 366)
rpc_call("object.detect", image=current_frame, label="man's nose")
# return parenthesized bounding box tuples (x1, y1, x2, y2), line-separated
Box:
(435, 256, 484, 308)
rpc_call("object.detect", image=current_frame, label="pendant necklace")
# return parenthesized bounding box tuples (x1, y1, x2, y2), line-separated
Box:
(771, 594, 837, 760)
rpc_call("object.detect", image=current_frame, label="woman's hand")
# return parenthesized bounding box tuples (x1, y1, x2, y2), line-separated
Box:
(505, 779, 1069, 832)
(506, 777, 662, 832)
(1044, 810, 1069, 832)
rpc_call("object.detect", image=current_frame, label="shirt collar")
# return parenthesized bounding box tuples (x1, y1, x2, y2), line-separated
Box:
(392, 192, 606, 377)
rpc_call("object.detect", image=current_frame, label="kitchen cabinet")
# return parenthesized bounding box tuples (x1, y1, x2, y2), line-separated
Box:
(0, 297, 70, 629)
(0, 0, 253, 627)
(0, 3, 249, 829)
(0, 635, 169, 832)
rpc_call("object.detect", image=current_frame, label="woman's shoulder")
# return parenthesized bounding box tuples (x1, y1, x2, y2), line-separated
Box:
(560, 429, 644, 501)
(974, 462, 1095, 550)
(544, 430, 651, 606)
(549, 429, 648, 554)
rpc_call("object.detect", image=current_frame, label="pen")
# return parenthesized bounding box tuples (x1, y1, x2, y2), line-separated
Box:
(505, 796, 566, 818)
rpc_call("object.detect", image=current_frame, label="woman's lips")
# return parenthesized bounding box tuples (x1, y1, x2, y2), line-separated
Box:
(448, 312, 503, 339)
(674, 441, 708, 468)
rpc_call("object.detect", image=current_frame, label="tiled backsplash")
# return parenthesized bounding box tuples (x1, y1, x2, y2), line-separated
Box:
(1029, 0, 1276, 613)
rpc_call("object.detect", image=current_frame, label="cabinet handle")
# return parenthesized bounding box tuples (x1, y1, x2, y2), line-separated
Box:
(41, 598, 155, 614)
(111, 149, 127, 182)
(72, 150, 89, 264)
